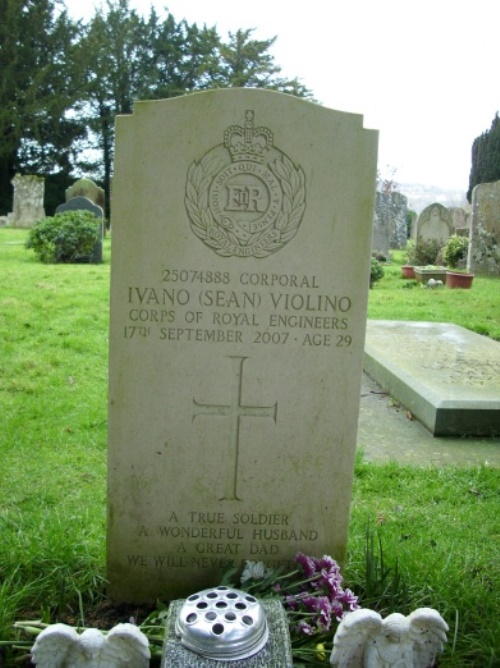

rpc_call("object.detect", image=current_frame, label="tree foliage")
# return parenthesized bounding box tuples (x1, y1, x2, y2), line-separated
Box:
(78, 0, 158, 211)
(0, 0, 312, 214)
(217, 29, 310, 96)
(0, 0, 86, 212)
(467, 112, 500, 202)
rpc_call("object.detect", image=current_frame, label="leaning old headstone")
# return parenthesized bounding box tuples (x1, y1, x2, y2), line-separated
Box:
(55, 196, 104, 264)
(7, 174, 45, 227)
(469, 180, 500, 275)
(107, 89, 378, 602)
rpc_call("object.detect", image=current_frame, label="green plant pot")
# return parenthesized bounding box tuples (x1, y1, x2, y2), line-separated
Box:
(413, 267, 447, 283)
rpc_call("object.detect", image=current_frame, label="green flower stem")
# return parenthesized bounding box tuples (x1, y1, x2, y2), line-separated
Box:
(12, 623, 47, 636)
(286, 611, 318, 617)
(287, 591, 327, 603)
(271, 568, 301, 582)
(282, 575, 321, 589)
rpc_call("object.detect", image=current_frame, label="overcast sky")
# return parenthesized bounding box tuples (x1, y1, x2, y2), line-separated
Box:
(65, 0, 500, 194)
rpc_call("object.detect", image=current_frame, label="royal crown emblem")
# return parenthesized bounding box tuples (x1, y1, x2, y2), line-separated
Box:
(224, 110, 273, 163)
(185, 110, 306, 258)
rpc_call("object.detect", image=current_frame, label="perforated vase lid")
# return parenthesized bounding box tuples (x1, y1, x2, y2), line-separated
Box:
(175, 586, 269, 661)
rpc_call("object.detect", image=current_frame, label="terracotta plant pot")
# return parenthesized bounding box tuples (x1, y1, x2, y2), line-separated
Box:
(446, 270, 474, 289)
(401, 265, 415, 279)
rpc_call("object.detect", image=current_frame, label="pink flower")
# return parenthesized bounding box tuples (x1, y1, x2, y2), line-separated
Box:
(248, 552, 359, 637)
(297, 620, 314, 635)
(295, 552, 316, 578)
(316, 555, 340, 574)
(340, 588, 360, 612)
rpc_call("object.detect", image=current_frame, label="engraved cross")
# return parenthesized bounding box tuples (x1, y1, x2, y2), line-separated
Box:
(193, 356, 277, 501)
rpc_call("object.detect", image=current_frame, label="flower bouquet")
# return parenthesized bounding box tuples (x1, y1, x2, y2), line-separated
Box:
(232, 553, 359, 664)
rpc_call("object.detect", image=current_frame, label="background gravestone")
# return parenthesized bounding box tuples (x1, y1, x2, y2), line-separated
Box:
(66, 178, 105, 210)
(416, 202, 453, 243)
(468, 180, 500, 275)
(55, 196, 104, 264)
(7, 174, 45, 228)
(449, 206, 469, 232)
(372, 191, 408, 254)
(107, 89, 378, 602)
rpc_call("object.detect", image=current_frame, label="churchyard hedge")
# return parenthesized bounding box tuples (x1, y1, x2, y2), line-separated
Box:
(25, 211, 100, 263)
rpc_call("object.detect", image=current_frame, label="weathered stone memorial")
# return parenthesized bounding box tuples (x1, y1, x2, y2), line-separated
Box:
(372, 191, 408, 254)
(7, 174, 45, 227)
(55, 196, 104, 264)
(107, 89, 378, 602)
(469, 180, 500, 275)
(364, 320, 500, 436)
(416, 202, 453, 243)
(449, 206, 469, 232)
(66, 177, 105, 210)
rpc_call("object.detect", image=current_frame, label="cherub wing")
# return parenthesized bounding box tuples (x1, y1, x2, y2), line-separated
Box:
(98, 623, 150, 667)
(31, 623, 80, 667)
(366, 613, 413, 668)
(66, 628, 106, 668)
(330, 609, 382, 667)
(408, 608, 449, 668)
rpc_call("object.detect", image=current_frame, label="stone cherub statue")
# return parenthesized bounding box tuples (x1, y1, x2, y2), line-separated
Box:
(330, 607, 448, 667)
(31, 622, 150, 667)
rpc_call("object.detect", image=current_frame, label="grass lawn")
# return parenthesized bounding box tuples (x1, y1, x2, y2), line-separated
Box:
(0, 229, 499, 666)
(369, 249, 500, 340)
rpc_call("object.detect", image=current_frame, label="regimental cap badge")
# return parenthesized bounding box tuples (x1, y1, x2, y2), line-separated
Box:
(185, 109, 306, 258)
(224, 110, 273, 164)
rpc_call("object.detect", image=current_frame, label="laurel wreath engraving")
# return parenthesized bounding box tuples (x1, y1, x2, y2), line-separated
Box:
(185, 152, 306, 258)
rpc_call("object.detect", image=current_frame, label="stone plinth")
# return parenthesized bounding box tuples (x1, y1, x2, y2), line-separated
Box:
(364, 320, 500, 436)
(161, 599, 292, 668)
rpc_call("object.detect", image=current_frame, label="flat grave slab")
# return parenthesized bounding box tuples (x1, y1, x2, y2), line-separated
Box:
(364, 320, 500, 436)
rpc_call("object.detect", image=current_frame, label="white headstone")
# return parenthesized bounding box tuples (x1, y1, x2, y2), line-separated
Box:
(107, 89, 378, 602)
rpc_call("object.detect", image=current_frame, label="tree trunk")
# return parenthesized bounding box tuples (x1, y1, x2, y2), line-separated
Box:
(0, 153, 16, 216)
